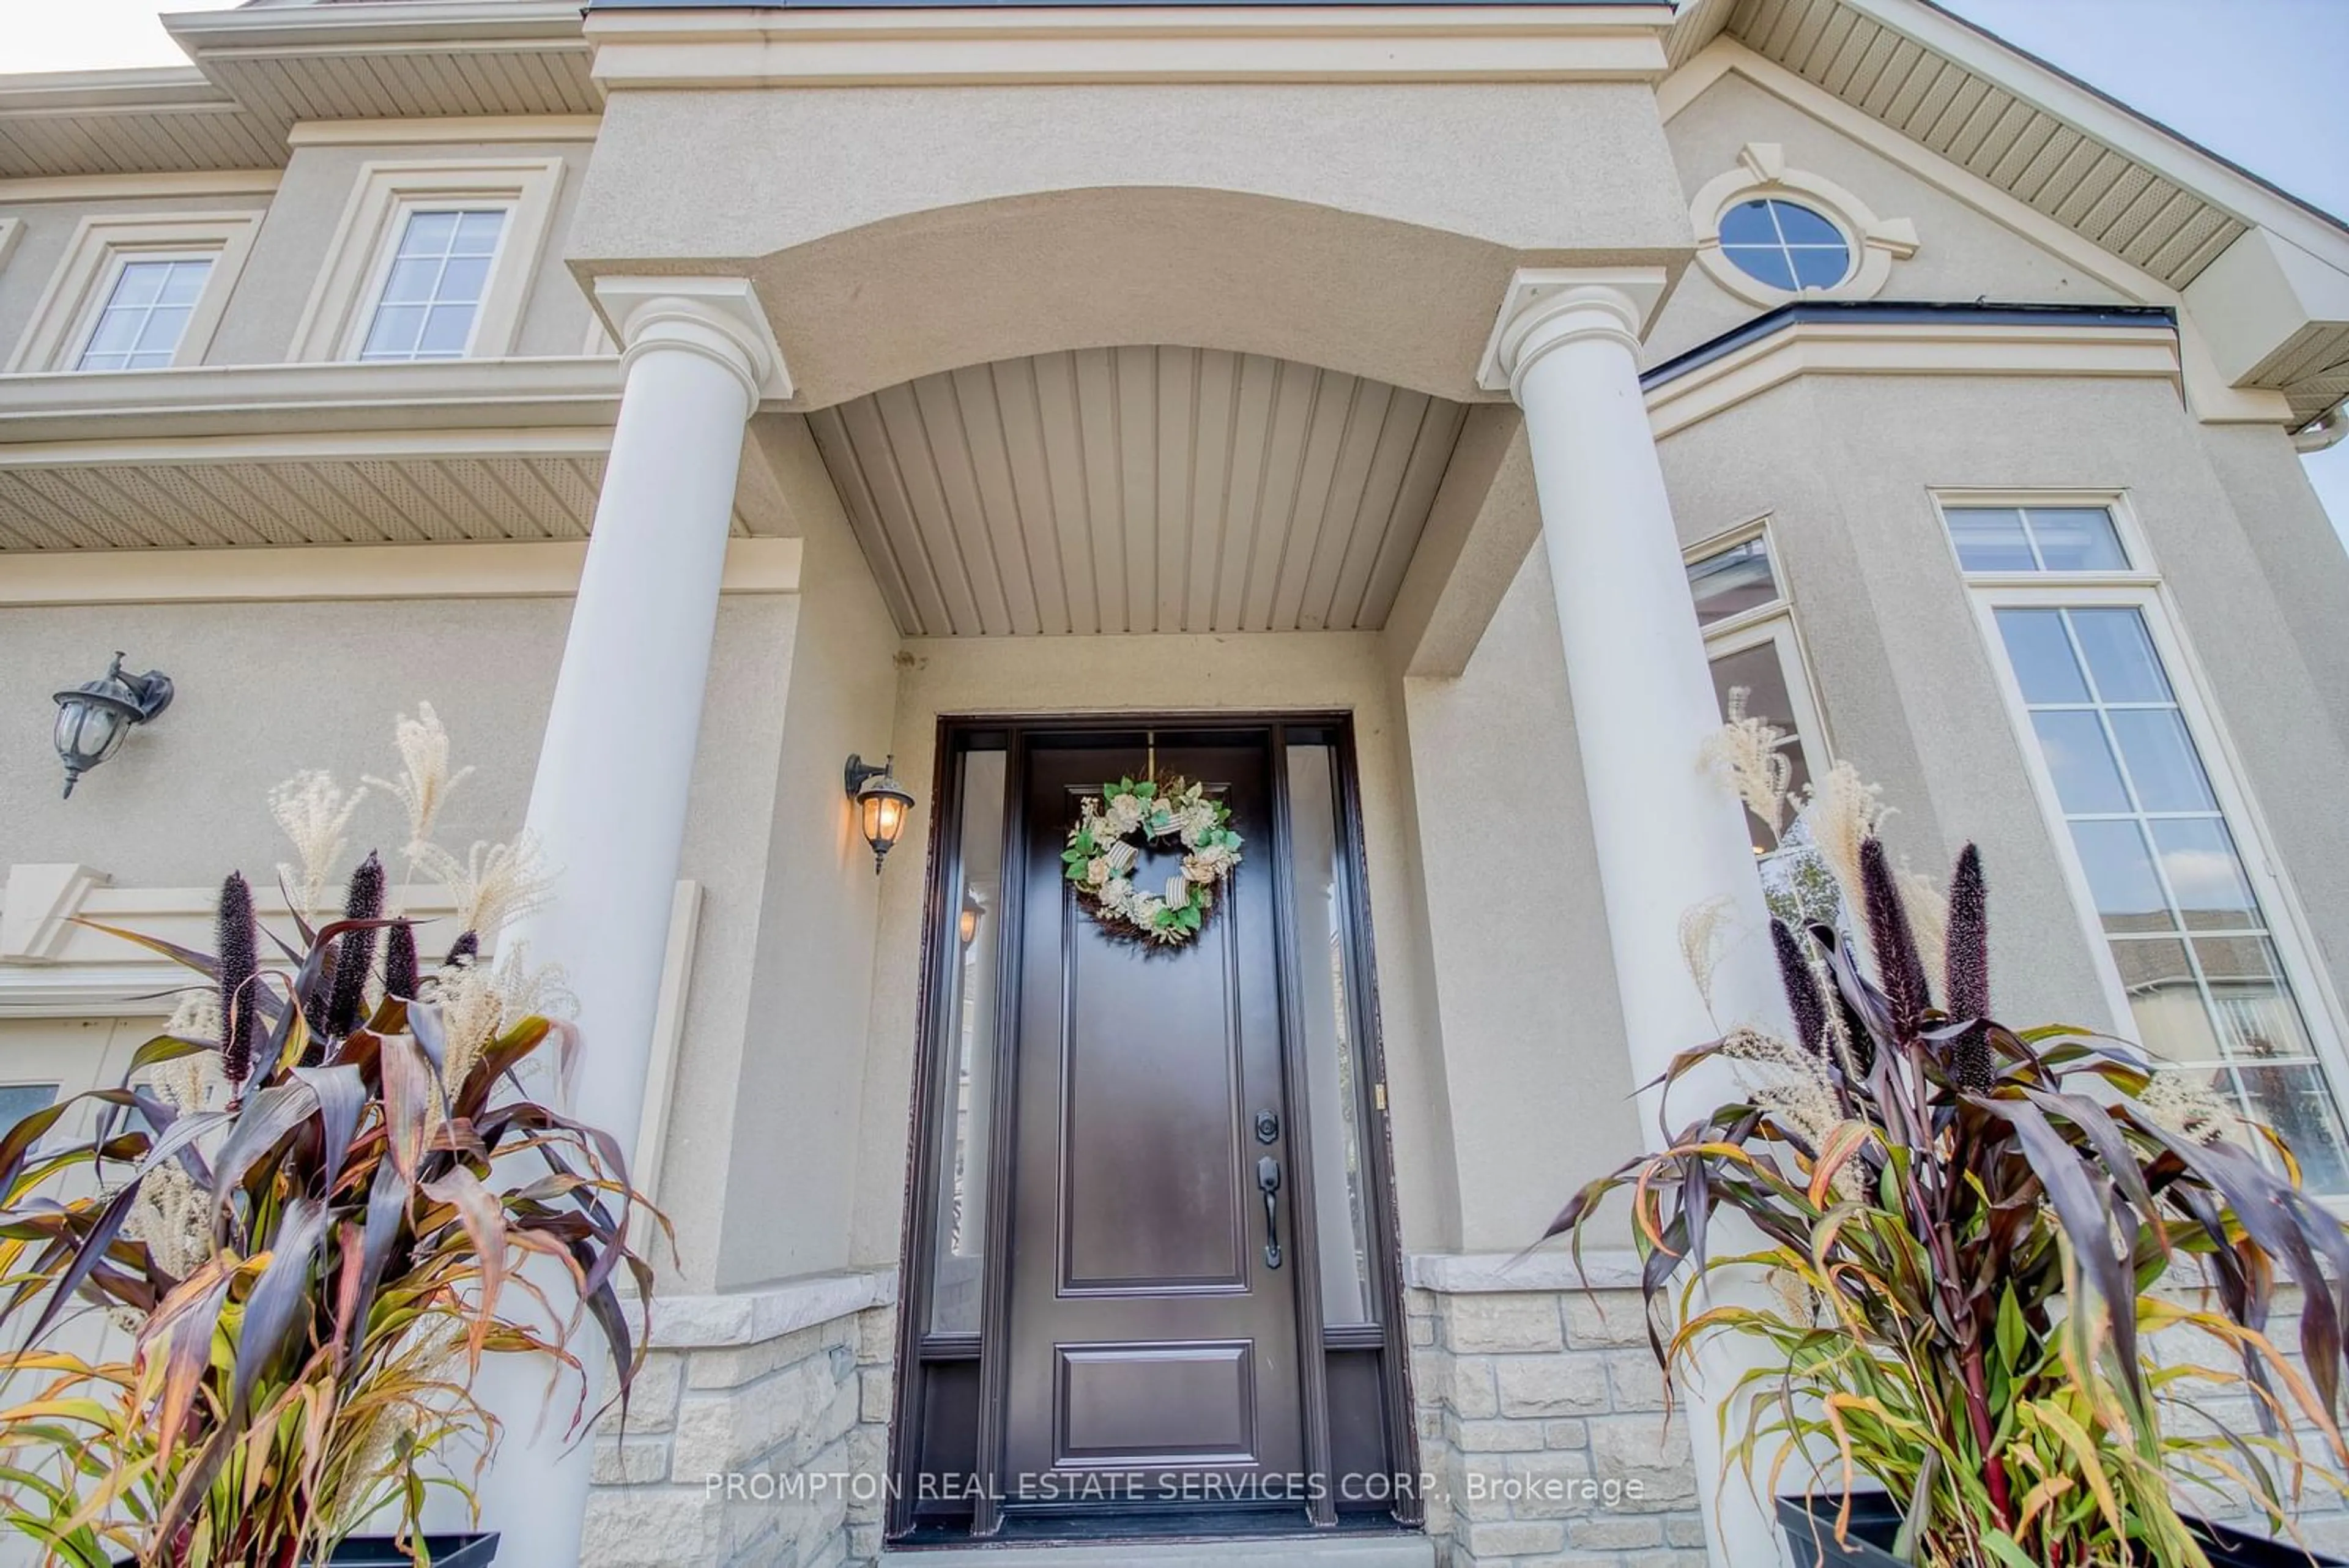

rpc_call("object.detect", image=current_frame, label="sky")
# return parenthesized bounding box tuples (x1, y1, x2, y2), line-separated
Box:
(4, 0, 2348, 532)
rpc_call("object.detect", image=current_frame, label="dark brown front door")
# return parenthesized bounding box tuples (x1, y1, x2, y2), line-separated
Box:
(999, 732, 1306, 1515)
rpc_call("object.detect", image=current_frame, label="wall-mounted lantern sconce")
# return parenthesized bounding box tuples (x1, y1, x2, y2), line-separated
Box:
(845, 754, 916, 875)
(959, 888, 987, 948)
(53, 653, 174, 799)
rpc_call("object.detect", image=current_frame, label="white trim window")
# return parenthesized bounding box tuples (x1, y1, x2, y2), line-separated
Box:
(3, 211, 262, 374)
(76, 255, 216, 371)
(1946, 496, 2349, 1192)
(289, 157, 564, 364)
(1687, 522, 1830, 855)
(357, 208, 508, 363)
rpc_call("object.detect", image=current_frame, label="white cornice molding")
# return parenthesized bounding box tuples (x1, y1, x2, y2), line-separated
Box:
(286, 116, 601, 148)
(0, 170, 282, 203)
(165, 1, 588, 52)
(1644, 318, 2181, 440)
(0, 879, 460, 1018)
(0, 356, 622, 444)
(0, 866, 111, 964)
(0, 66, 231, 113)
(585, 4, 1673, 88)
(0, 538, 802, 608)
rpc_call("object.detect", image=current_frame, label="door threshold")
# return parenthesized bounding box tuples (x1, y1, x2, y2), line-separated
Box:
(881, 1535, 1433, 1567)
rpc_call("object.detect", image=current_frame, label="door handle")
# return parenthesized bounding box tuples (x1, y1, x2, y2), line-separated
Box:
(1256, 1155, 1282, 1270)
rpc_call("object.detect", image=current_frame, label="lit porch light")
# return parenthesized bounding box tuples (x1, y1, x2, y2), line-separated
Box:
(845, 753, 916, 874)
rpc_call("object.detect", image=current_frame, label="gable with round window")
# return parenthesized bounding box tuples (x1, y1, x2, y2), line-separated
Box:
(1691, 142, 1918, 306)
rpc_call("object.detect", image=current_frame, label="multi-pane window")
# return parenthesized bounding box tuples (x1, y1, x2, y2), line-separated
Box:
(1946, 505, 2130, 574)
(358, 209, 507, 363)
(1954, 501, 2349, 1191)
(1688, 529, 1825, 855)
(1717, 198, 1852, 292)
(77, 258, 213, 371)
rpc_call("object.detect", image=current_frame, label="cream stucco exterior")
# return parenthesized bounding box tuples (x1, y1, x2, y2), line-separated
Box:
(6, 2, 2349, 1566)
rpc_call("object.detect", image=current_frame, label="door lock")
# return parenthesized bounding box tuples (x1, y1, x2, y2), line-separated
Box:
(1253, 1109, 1280, 1145)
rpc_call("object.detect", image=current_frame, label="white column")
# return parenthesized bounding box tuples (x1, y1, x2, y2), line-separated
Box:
(1480, 269, 1787, 1568)
(475, 277, 789, 1568)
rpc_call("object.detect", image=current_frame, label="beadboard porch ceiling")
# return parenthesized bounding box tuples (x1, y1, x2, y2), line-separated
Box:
(807, 346, 1469, 639)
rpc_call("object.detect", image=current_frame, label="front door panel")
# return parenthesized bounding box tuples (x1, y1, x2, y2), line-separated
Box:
(1002, 735, 1304, 1507)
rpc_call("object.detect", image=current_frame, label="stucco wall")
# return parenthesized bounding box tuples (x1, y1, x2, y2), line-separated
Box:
(1400, 554, 1647, 1253)
(569, 82, 1695, 405)
(206, 139, 601, 366)
(0, 589, 798, 1291)
(705, 417, 904, 1290)
(1645, 370, 2349, 1052)
(1647, 70, 2135, 366)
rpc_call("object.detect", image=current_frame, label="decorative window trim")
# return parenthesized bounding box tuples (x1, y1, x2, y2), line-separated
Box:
(1691, 142, 1918, 307)
(3, 210, 261, 374)
(288, 157, 565, 364)
(1937, 489, 2349, 1177)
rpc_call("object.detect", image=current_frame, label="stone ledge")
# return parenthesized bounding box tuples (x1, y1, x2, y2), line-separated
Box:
(649, 1268, 899, 1350)
(1407, 1251, 1641, 1295)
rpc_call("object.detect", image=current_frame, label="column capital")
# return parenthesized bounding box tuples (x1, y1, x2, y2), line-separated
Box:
(1475, 266, 1669, 401)
(592, 275, 795, 412)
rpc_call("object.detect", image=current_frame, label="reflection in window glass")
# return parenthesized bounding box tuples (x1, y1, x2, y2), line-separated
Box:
(1686, 537, 1779, 627)
(1995, 604, 2349, 1191)
(1286, 743, 1375, 1326)
(1706, 640, 1814, 856)
(79, 258, 213, 371)
(1718, 198, 1850, 291)
(928, 749, 1006, 1334)
(359, 209, 506, 363)
(0, 1084, 58, 1140)
(1946, 505, 2129, 574)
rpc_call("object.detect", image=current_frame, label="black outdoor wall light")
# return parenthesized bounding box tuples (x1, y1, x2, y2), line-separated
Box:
(845, 753, 916, 874)
(53, 652, 174, 799)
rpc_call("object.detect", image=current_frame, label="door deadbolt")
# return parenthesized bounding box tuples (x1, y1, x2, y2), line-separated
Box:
(1254, 1109, 1280, 1144)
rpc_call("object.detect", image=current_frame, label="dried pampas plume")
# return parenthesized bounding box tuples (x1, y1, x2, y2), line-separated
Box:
(270, 769, 368, 921)
(1679, 896, 1735, 1017)
(1794, 761, 1890, 920)
(1898, 866, 1950, 992)
(411, 836, 553, 948)
(1700, 688, 1795, 841)
(365, 701, 473, 858)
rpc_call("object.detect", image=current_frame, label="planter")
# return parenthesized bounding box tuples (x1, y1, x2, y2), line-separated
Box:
(115, 1535, 498, 1568)
(1778, 1494, 2345, 1567)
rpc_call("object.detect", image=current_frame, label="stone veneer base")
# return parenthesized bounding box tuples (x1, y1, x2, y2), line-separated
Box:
(583, 1268, 899, 1568)
(1405, 1252, 1710, 1567)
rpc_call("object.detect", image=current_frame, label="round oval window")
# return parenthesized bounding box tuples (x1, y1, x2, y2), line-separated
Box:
(1719, 198, 1852, 291)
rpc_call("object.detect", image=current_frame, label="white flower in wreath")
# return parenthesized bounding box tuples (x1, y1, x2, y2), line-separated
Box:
(1097, 877, 1134, 913)
(1086, 856, 1110, 886)
(1105, 793, 1146, 833)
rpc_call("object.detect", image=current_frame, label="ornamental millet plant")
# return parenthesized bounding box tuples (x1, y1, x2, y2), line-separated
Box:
(0, 705, 658, 1568)
(1548, 707, 2349, 1567)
